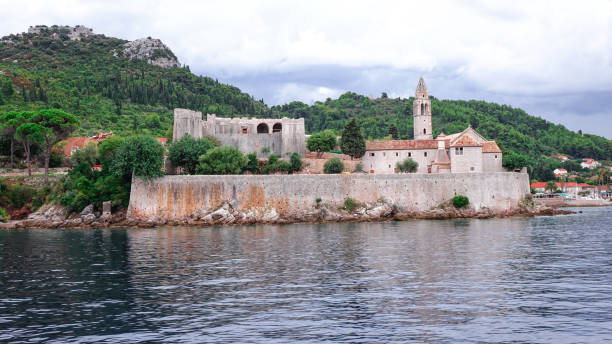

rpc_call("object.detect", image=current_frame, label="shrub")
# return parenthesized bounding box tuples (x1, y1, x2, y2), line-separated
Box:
(307, 130, 337, 157)
(340, 197, 359, 211)
(196, 146, 247, 175)
(71, 142, 98, 167)
(354, 163, 363, 172)
(290, 152, 302, 172)
(0, 207, 9, 222)
(245, 153, 260, 174)
(323, 157, 344, 174)
(397, 158, 418, 173)
(97, 136, 125, 164)
(168, 135, 215, 174)
(452, 195, 469, 208)
(111, 135, 165, 179)
(261, 147, 270, 154)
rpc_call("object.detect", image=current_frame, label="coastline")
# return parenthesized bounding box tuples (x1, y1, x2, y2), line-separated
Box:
(0, 201, 574, 230)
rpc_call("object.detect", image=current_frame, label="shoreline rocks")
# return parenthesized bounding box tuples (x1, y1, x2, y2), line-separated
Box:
(0, 199, 575, 230)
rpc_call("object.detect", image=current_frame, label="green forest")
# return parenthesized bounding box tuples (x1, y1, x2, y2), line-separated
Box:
(1, 25, 611, 169)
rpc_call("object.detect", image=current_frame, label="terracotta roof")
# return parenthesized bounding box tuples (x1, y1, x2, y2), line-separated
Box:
(366, 139, 449, 151)
(531, 182, 547, 188)
(482, 141, 502, 153)
(60, 137, 91, 156)
(451, 135, 481, 147)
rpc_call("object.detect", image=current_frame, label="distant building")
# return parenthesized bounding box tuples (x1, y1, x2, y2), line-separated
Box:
(156, 137, 167, 146)
(58, 132, 113, 157)
(361, 77, 503, 174)
(173, 109, 306, 157)
(581, 158, 600, 169)
(554, 154, 568, 161)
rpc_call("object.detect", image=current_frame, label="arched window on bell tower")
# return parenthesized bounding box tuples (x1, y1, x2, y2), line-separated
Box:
(421, 103, 424, 115)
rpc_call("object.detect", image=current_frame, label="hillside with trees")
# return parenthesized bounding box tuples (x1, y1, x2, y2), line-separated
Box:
(0, 25, 268, 139)
(1, 25, 611, 181)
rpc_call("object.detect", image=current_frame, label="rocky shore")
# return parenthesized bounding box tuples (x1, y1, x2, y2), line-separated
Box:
(0, 198, 573, 229)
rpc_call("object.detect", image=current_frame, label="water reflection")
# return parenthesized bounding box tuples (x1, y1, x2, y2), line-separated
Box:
(1, 208, 611, 342)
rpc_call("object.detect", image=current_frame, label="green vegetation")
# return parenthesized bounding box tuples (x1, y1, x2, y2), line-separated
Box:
(396, 158, 418, 173)
(0, 27, 267, 138)
(290, 153, 302, 172)
(167, 135, 215, 174)
(196, 146, 247, 175)
(306, 130, 336, 157)
(0, 206, 9, 222)
(323, 157, 344, 174)
(340, 197, 359, 211)
(339, 118, 366, 159)
(111, 135, 165, 179)
(452, 195, 469, 209)
(0, 179, 50, 217)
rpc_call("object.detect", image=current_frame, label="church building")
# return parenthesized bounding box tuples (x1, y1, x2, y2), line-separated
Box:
(361, 77, 503, 174)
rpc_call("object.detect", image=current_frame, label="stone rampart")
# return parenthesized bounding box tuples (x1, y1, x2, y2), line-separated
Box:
(128, 173, 530, 221)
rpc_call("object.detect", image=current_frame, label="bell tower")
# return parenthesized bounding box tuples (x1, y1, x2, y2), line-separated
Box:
(413, 77, 433, 140)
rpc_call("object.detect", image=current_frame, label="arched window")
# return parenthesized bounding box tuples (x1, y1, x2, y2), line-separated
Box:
(272, 123, 282, 133)
(257, 123, 269, 134)
(423, 128, 426, 134)
(421, 103, 424, 115)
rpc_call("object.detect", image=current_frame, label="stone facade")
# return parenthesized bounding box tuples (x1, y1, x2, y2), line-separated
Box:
(363, 78, 503, 174)
(173, 109, 306, 157)
(127, 172, 530, 222)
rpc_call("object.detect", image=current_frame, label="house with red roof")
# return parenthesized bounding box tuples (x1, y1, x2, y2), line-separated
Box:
(362, 78, 503, 174)
(581, 158, 601, 169)
(57, 132, 113, 157)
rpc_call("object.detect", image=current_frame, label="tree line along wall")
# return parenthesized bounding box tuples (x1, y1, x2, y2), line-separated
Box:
(127, 173, 530, 221)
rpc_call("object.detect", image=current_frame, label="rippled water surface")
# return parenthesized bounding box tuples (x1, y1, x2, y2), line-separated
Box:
(1, 207, 611, 343)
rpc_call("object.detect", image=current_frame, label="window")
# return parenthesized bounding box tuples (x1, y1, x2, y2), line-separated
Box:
(257, 123, 269, 133)
(383, 152, 386, 157)
(241, 127, 248, 134)
(389, 164, 391, 168)
(370, 152, 375, 157)
(455, 147, 463, 155)
(424, 152, 427, 157)
(408, 152, 412, 157)
(395, 152, 399, 157)
(470, 167, 475, 171)
(421, 103, 424, 115)
(272, 123, 282, 133)
(495, 155, 498, 159)
(424, 128, 426, 134)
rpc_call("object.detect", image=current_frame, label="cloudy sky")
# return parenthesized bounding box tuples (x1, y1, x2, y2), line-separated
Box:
(1, 0, 611, 138)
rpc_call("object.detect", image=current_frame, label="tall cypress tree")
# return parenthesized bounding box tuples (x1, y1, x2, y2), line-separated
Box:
(388, 124, 399, 139)
(340, 118, 366, 159)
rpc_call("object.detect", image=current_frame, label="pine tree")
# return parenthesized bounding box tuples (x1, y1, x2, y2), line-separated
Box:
(388, 124, 399, 139)
(340, 118, 366, 159)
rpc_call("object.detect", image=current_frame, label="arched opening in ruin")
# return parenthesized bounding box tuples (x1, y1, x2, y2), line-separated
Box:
(257, 123, 269, 134)
(272, 123, 282, 133)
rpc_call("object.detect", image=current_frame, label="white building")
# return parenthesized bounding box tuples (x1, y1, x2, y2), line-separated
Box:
(361, 77, 503, 174)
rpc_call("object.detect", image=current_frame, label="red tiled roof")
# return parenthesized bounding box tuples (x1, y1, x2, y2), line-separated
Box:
(531, 182, 547, 188)
(482, 141, 502, 153)
(157, 137, 167, 145)
(451, 135, 481, 147)
(366, 139, 449, 151)
(60, 137, 91, 156)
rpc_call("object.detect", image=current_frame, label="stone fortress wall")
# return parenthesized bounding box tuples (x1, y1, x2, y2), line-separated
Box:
(173, 108, 306, 158)
(128, 172, 530, 221)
